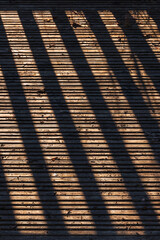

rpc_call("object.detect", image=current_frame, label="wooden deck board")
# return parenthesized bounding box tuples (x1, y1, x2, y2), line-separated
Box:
(0, 0, 160, 238)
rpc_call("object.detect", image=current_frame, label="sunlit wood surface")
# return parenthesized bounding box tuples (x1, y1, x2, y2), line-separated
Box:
(0, 1, 160, 239)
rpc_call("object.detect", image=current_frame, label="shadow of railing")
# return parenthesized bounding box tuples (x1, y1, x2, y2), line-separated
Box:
(0, 16, 68, 235)
(0, 153, 19, 233)
(0, 0, 160, 237)
(51, 10, 160, 234)
(18, 10, 114, 235)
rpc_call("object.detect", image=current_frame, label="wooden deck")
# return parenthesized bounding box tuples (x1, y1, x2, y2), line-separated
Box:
(0, 1, 160, 239)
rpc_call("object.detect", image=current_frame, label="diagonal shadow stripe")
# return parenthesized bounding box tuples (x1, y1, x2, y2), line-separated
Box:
(0, 16, 68, 235)
(18, 10, 115, 235)
(84, 8, 160, 232)
(113, 10, 160, 95)
(106, 10, 160, 168)
(149, 9, 160, 42)
(0, 153, 19, 234)
(52, 10, 160, 234)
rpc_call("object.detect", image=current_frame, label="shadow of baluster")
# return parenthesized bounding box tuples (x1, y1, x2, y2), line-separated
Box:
(0, 16, 67, 235)
(52, 10, 160, 235)
(108, 9, 160, 174)
(0, 153, 19, 235)
(18, 10, 116, 235)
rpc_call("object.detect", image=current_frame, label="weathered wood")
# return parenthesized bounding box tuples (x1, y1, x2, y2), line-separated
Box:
(0, 0, 160, 238)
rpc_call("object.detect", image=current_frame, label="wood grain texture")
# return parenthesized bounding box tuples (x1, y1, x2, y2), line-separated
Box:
(0, 0, 160, 238)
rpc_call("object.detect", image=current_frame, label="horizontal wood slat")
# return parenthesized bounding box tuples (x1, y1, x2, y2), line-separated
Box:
(0, 1, 160, 239)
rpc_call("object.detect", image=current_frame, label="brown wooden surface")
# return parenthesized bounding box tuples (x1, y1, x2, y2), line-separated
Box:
(0, 1, 160, 239)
